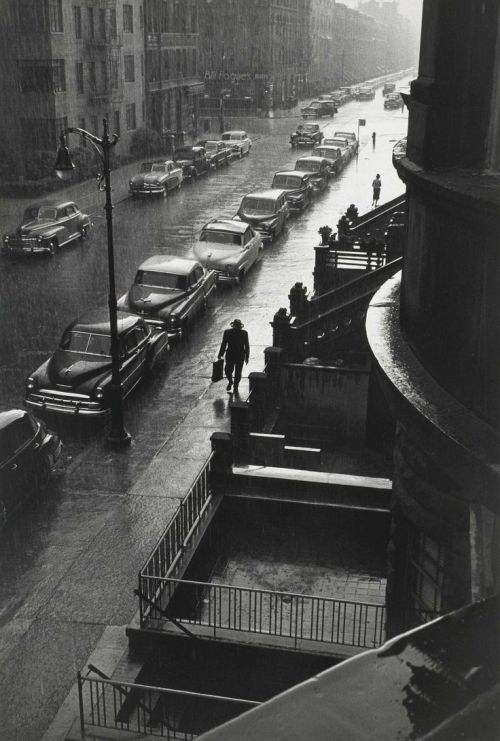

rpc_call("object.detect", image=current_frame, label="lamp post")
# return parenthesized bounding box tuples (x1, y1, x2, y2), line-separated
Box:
(219, 41, 226, 134)
(54, 119, 132, 447)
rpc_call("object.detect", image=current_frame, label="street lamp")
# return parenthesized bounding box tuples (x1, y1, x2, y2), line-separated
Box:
(219, 42, 226, 134)
(54, 119, 132, 447)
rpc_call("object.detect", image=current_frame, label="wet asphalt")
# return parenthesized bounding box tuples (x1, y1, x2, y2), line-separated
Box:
(0, 84, 409, 740)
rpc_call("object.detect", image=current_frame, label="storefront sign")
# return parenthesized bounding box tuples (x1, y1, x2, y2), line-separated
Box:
(204, 71, 269, 83)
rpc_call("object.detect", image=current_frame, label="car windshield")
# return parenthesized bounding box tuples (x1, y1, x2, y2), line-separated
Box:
(272, 175, 303, 189)
(204, 142, 218, 151)
(302, 125, 317, 133)
(135, 270, 187, 290)
(151, 164, 167, 173)
(175, 149, 194, 159)
(296, 160, 319, 173)
(240, 197, 276, 213)
(325, 139, 347, 147)
(221, 133, 244, 141)
(26, 206, 57, 220)
(315, 148, 339, 158)
(60, 330, 111, 357)
(200, 230, 242, 247)
(309, 103, 321, 108)
(140, 163, 154, 173)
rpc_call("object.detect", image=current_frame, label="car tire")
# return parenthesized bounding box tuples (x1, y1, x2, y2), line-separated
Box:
(48, 240, 57, 257)
(238, 149, 243, 159)
(238, 268, 245, 284)
(80, 226, 89, 241)
(36, 454, 51, 490)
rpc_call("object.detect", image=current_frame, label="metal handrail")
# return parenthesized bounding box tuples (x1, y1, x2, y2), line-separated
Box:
(142, 575, 386, 649)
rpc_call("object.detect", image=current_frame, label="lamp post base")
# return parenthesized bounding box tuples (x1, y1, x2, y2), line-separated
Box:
(106, 428, 132, 448)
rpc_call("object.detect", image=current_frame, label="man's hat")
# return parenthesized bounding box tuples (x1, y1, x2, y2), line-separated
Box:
(231, 319, 244, 328)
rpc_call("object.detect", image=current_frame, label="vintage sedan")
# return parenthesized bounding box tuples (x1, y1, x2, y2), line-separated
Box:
(384, 93, 402, 110)
(129, 160, 183, 197)
(236, 189, 289, 242)
(25, 310, 168, 417)
(0, 409, 62, 525)
(3, 201, 92, 257)
(333, 131, 359, 154)
(383, 82, 396, 96)
(358, 86, 375, 100)
(173, 146, 210, 180)
(301, 100, 335, 118)
(290, 123, 324, 147)
(193, 218, 262, 283)
(312, 145, 346, 176)
(117, 256, 217, 340)
(271, 171, 312, 212)
(221, 130, 252, 157)
(294, 156, 330, 193)
(198, 140, 232, 169)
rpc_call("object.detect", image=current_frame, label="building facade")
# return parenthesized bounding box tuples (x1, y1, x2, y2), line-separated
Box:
(143, 0, 204, 144)
(0, 0, 146, 178)
(198, 0, 311, 112)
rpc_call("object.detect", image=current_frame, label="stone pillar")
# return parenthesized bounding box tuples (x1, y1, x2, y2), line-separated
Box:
(288, 282, 308, 322)
(248, 371, 268, 430)
(210, 432, 233, 486)
(264, 346, 283, 399)
(270, 307, 291, 351)
(230, 400, 251, 462)
(313, 244, 331, 295)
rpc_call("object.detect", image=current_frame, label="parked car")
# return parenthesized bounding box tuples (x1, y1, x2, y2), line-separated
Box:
(236, 189, 289, 242)
(384, 93, 402, 110)
(294, 156, 330, 192)
(2, 201, 92, 257)
(358, 86, 375, 100)
(117, 256, 217, 340)
(173, 146, 210, 180)
(221, 130, 252, 157)
(322, 137, 355, 164)
(25, 310, 169, 417)
(333, 131, 359, 154)
(301, 100, 335, 118)
(198, 140, 232, 169)
(312, 145, 346, 176)
(0, 409, 62, 525)
(383, 82, 396, 96)
(290, 123, 324, 147)
(129, 160, 183, 198)
(271, 171, 312, 212)
(193, 218, 262, 283)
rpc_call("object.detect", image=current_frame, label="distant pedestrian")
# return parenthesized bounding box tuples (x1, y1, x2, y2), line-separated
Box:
(218, 319, 249, 394)
(400, 97, 405, 112)
(372, 131, 376, 146)
(372, 174, 381, 207)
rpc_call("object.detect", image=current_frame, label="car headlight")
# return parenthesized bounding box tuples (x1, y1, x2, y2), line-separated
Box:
(94, 387, 104, 400)
(225, 263, 236, 273)
(37, 235, 43, 242)
(26, 377, 37, 392)
(3, 236, 9, 243)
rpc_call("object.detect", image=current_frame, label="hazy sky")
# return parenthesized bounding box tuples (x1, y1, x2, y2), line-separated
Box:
(340, 0, 424, 29)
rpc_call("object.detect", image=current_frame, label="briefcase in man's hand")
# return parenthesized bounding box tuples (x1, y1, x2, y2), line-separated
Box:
(211, 358, 224, 382)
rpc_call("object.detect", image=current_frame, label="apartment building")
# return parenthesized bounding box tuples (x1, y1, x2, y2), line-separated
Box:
(0, 0, 145, 178)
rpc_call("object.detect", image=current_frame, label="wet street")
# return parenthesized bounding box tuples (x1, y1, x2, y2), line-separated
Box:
(0, 84, 409, 739)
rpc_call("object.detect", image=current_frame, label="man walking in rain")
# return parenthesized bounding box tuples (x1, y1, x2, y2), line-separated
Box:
(372, 174, 382, 207)
(218, 319, 249, 394)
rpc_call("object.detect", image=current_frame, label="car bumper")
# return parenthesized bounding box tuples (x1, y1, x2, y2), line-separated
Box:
(286, 199, 306, 211)
(130, 187, 165, 196)
(3, 242, 52, 255)
(26, 393, 108, 417)
(291, 137, 318, 146)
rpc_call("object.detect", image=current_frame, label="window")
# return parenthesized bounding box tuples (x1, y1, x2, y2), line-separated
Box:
(109, 8, 116, 36)
(99, 8, 106, 38)
(125, 103, 136, 130)
(17, 1, 47, 32)
(409, 531, 447, 622)
(88, 61, 96, 89)
(111, 58, 119, 89)
(78, 117, 86, 145)
(124, 55, 135, 83)
(87, 7, 94, 38)
(48, 0, 63, 32)
(123, 4, 133, 33)
(113, 110, 120, 137)
(100, 60, 108, 89)
(74, 6, 82, 38)
(139, 4, 143, 29)
(18, 59, 66, 92)
(76, 62, 84, 93)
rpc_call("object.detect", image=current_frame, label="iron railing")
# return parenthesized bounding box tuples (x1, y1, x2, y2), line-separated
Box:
(142, 577, 386, 650)
(139, 453, 214, 625)
(77, 673, 259, 739)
